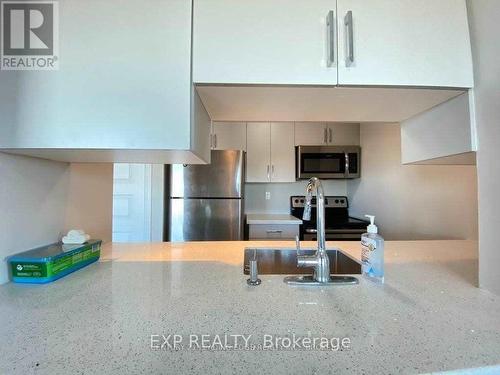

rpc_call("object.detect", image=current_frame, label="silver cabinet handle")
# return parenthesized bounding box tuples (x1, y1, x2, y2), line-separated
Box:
(329, 128, 333, 143)
(344, 152, 350, 177)
(326, 10, 335, 67)
(271, 165, 275, 177)
(344, 11, 354, 67)
(214, 133, 217, 149)
(323, 128, 328, 144)
(267, 165, 270, 181)
(266, 230, 283, 234)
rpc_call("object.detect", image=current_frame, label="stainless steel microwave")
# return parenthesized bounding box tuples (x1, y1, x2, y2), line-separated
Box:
(296, 146, 361, 180)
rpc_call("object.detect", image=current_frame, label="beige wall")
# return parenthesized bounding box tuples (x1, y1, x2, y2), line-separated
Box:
(347, 124, 478, 240)
(0, 153, 113, 284)
(65, 164, 113, 243)
(0, 153, 69, 284)
(467, 0, 500, 294)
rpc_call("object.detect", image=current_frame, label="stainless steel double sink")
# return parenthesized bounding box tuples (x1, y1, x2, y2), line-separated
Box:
(244, 247, 361, 285)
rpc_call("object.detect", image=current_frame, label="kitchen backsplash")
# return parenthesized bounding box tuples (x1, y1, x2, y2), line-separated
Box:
(244, 181, 347, 214)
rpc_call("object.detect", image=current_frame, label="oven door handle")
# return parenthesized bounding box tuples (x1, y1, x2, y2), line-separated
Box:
(305, 228, 365, 234)
(325, 229, 365, 233)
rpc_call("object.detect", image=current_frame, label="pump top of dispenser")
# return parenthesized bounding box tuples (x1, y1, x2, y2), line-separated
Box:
(365, 215, 378, 234)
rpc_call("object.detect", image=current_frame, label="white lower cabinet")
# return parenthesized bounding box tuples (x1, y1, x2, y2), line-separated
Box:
(211, 122, 247, 150)
(249, 224, 300, 240)
(246, 122, 295, 182)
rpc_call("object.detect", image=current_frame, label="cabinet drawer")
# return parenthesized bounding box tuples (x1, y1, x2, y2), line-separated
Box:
(249, 224, 299, 240)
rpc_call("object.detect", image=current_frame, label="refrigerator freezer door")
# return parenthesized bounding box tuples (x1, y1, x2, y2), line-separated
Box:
(170, 150, 245, 198)
(169, 198, 243, 241)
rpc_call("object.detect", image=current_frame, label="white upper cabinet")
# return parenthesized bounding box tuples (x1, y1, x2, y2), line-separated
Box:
(0, 0, 210, 164)
(193, 0, 338, 85)
(401, 92, 476, 165)
(270, 123, 296, 182)
(194, 0, 473, 88)
(246, 123, 272, 183)
(294, 123, 329, 146)
(295, 123, 360, 145)
(327, 123, 360, 145)
(211, 122, 247, 151)
(337, 0, 474, 87)
(246, 122, 295, 183)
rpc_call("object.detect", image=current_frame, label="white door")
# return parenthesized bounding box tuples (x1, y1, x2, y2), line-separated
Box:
(294, 122, 328, 146)
(246, 123, 271, 182)
(327, 123, 360, 145)
(337, 0, 474, 87)
(270, 123, 296, 182)
(112, 164, 152, 242)
(193, 0, 338, 85)
(212, 122, 247, 150)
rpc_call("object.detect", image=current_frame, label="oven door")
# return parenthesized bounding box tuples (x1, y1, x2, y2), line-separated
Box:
(303, 228, 365, 241)
(296, 146, 347, 179)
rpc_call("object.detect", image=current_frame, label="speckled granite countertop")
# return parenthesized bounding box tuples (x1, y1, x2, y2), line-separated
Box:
(1, 240, 500, 375)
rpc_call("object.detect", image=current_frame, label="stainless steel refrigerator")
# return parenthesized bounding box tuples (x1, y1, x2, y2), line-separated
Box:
(167, 150, 245, 241)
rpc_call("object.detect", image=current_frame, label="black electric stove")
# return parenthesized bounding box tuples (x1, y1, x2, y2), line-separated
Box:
(290, 196, 369, 241)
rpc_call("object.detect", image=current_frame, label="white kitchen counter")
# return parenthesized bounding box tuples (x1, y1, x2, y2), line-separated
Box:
(246, 214, 302, 225)
(1, 240, 500, 374)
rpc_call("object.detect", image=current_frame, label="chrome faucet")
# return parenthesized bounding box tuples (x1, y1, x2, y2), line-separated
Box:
(296, 177, 330, 283)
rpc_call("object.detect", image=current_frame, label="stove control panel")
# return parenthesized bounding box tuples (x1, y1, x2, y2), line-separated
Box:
(290, 196, 348, 208)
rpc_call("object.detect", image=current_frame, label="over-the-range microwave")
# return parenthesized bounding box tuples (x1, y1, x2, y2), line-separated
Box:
(296, 146, 361, 180)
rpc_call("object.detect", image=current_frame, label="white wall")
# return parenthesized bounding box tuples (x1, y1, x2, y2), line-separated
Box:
(347, 124, 478, 240)
(467, 0, 500, 295)
(245, 181, 347, 214)
(0, 153, 69, 284)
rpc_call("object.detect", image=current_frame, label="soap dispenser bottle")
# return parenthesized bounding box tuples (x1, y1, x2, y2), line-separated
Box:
(361, 215, 384, 283)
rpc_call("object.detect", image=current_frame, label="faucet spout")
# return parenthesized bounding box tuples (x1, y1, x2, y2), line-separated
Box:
(297, 177, 330, 283)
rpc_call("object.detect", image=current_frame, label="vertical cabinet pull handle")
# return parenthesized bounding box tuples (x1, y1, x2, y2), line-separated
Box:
(271, 165, 275, 177)
(344, 152, 350, 177)
(267, 165, 270, 181)
(326, 10, 335, 67)
(214, 134, 218, 149)
(329, 128, 333, 143)
(323, 128, 328, 144)
(344, 11, 354, 67)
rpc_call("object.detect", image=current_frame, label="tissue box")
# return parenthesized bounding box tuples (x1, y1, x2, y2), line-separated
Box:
(8, 240, 102, 284)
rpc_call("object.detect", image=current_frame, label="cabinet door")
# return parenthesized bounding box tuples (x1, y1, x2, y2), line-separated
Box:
(270, 123, 296, 183)
(401, 92, 476, 164)
(193, 0, 338, 85)
(0, 0, 194, 154)
(337, 0, 474, 87)
(294, 122, 328, 146)
(212, 122, 247, 150)
(246, 123, 271, 182)
(327, 123, 360, 145)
